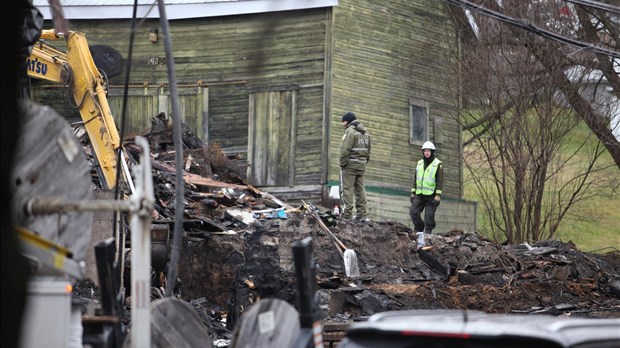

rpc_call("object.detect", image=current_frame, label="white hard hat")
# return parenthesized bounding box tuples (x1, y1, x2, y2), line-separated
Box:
(422, 141, 435, 150)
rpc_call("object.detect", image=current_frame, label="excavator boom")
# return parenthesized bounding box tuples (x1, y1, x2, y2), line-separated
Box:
(26, 29, 121, 189)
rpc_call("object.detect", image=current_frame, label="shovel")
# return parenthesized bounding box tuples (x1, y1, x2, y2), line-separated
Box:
(302, 201, 360, 278)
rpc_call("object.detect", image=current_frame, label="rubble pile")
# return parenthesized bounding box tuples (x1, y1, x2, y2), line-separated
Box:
(177, 217, 620, 323)
(76, 120, 620, 345)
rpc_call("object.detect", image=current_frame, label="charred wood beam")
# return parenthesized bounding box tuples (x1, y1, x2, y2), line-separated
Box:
(466, 267, 506, 275)
(418, 249, 449, 280)
(457, 271, 496, 286)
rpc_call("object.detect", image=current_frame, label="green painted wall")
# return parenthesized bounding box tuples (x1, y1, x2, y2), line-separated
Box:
(29, 3, 476, 231)
(32, 8, 329, 187)
(329, 0, 463, 199)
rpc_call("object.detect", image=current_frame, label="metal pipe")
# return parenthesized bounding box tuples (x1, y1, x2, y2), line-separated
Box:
(25, 196, 134, 215)
(130, 136, 154, 348)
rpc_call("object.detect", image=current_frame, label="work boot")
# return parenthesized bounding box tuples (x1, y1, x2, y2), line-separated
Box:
(416, 232, 426, 249)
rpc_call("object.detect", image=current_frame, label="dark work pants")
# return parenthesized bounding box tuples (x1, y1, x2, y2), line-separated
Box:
(340, 165, 367, 219)
(410, 194, 440, 233)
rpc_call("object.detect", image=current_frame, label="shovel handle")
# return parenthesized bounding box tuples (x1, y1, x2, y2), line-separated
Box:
(301, 200, 348, 252)
(312, 211, 347, 251)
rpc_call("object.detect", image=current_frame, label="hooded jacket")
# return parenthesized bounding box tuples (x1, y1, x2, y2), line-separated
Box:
(340, 121, 371, 168)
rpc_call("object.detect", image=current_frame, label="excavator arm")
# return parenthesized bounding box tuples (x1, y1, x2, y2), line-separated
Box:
(27, 29, 122, 189)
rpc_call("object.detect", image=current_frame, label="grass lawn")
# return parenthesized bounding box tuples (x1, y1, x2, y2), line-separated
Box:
(556, 193, 620, 253)
(464, 124, 619, 254)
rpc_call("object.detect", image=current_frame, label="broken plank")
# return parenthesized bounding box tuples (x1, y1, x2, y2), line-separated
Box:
(184, 173, 248, 190)
(247, 184, 295, 210)
(524, 247, 558, 256)
(151, 157, 189, 175)
(418, 249, 449, 279)
(457, 271, 496, 286)
(185, 213, 228, 231)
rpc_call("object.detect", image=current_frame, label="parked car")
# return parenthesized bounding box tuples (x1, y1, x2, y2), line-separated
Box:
(338, 310, 620, 348)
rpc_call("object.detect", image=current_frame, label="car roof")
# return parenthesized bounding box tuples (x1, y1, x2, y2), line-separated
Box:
(344, 310, 620, 347)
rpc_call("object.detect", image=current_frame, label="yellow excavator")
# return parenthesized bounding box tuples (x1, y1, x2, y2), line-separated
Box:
(26, 29, 124, 190)
(14, 26, 156, 348)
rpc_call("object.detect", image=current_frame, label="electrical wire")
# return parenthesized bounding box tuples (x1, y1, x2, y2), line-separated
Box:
(115, 0, 139, 290)
(442, 0, 620, 58)
(157, 0, 186, 298)
(116, 1, 159, 41)
(133, 1, 159, 34)
(561, 0, 620, 15)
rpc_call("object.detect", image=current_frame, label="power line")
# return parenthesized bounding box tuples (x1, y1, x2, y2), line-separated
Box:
(442, 0, 620, 59)
(562, 0, 620, 15)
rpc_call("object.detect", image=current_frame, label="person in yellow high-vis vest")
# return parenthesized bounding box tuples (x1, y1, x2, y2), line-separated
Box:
(410, 141, 443, 245)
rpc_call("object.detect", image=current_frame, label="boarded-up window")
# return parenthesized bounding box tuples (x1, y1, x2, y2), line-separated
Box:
(247, 91, 295, 186)
(107, 94, 158, 134)
(409, 100, 429, 145)
(106, 86, 207, 140)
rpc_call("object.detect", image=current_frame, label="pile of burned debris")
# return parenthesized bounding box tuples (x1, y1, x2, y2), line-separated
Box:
(76, 119, 620, 346)
(176, 216, 620, 339)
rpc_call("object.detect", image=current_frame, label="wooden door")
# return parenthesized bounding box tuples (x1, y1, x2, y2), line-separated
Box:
(247, 90, 295, 186)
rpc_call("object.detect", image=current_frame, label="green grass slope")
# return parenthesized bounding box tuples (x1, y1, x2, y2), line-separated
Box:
(464, 124, 619, 253)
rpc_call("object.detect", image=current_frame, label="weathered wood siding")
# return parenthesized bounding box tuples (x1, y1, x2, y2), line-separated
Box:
(32, 85, 207, 138)
(33, 8, 329, 188)
(329, 0, 462, 198)
(29, 3, 474, 229)
(294, 86, 325, 185)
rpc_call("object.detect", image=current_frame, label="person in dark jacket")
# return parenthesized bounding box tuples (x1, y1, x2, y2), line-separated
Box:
(339, 111, 371, 222)
(410, 141, 443, 246)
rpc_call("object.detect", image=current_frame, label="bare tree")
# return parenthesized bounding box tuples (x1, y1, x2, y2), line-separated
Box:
(443, 0, 619, 243)
(455, 0, 620, 167)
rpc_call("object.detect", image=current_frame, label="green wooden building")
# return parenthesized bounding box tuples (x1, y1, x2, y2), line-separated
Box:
(32, 0, 476, 233)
